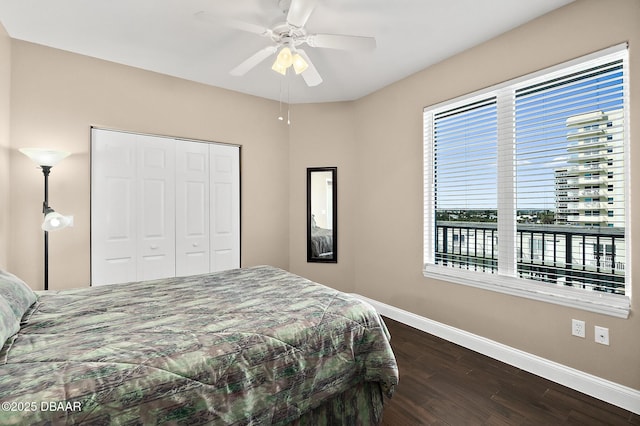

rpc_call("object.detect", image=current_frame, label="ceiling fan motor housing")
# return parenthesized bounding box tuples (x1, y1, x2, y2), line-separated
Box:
(271, 23, 307, 47)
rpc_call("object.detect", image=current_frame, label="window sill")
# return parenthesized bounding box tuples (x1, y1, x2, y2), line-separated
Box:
(423, 264, 630, 319)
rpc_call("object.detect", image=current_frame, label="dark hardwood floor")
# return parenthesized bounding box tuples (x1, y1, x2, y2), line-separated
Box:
(380, 317, 639, 425)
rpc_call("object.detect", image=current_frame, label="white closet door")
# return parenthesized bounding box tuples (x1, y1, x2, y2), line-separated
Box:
(210, 144, 240, 271)
(92, 129, 240, 285)
(91, 129, 138, 286)
(137, 136, 176, 281)
(175, 141, 210, 276)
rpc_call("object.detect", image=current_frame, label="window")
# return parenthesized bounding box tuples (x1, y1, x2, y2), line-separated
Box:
(423, 44, 630, 318)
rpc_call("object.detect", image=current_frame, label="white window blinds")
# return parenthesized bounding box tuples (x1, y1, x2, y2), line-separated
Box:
(514, 55, 626, 293)
(433, 97, 498, 212)
(423, 44, 629, 317)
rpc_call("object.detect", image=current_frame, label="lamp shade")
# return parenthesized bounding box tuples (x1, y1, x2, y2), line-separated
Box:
(20, 148, 71, 167)
(292, 53, 308, 74)
(275, 47, 293, 68)
(271, 61, 288, 75)
(42, 208, 74, 231)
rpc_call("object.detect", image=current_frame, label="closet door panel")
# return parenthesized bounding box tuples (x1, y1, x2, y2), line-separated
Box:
(137, 136, 176, 281)
(210, 144, 240, 271)
(91, 129, 138, 286)
(176, 141, 210, 276)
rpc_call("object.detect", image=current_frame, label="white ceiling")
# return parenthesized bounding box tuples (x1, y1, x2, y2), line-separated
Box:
(0, 0, 574, 104)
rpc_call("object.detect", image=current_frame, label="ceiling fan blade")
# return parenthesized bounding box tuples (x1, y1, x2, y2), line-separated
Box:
(195, 11, 272, 37)
(307, 33, 376, 51)
(230, 46, 278, 76)
(295, 49, 323, 87)
(286, 0, 318, 28)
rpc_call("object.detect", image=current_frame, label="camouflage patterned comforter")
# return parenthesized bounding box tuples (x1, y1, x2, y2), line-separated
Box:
(0, 266, 398, 425)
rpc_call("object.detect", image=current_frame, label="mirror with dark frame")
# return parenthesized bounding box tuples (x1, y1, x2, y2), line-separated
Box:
(307, 167, 337, 263)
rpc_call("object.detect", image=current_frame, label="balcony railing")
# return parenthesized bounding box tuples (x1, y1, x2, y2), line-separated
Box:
(578, 163, 608, 172)
(435, 221, 625, 295)
(568, 151, 607, 161)
(580, 189, 602, 197)
(566, 202, 607, 210)
(557, 195, 579, 202)
(567, 139, 607, 150)
(566, 215, 608, 223)
(578, 176, 608, 185)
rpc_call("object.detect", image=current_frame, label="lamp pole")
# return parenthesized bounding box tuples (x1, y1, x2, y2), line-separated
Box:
(41, 165, 52, 291)
(19, 147, 72, 291)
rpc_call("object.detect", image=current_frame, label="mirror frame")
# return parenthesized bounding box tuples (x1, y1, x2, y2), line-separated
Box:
(307, 167, 337, 263)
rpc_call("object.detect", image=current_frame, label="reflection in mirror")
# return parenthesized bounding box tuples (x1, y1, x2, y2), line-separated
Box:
(307, 167, 337, 263)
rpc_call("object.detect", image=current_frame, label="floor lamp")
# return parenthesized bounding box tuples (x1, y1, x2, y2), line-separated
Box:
(19, 148, 74, 290)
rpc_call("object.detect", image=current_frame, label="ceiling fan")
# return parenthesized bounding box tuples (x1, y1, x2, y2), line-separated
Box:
(197, 0, 376, 87)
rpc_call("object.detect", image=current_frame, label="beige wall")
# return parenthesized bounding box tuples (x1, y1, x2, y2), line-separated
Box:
(289, 102, 357, 293)
(347, 0, 640, 389)
(0, 23, 10, 268)
(8, 41, 290, 290)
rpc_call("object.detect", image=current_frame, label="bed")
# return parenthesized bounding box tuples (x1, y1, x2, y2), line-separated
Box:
(0, 265, 398, 425)
(310, 225, 334, 258)
(309, 214, 334, 260)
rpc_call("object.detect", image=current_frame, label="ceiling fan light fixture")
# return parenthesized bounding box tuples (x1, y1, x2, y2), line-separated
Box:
(292, 53, 308, 74)
(272, 46, 295, 75)
(211, 0, 377, 88)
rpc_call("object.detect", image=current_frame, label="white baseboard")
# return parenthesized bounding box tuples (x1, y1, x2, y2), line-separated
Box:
(351, 294, 640, 415)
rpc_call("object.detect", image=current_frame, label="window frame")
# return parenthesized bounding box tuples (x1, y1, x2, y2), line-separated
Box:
(423, 44, 631, 318)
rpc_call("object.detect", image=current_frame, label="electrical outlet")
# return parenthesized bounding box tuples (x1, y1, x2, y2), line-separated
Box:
(571, 319, 585, 338)
(595, 326, 610, 345)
